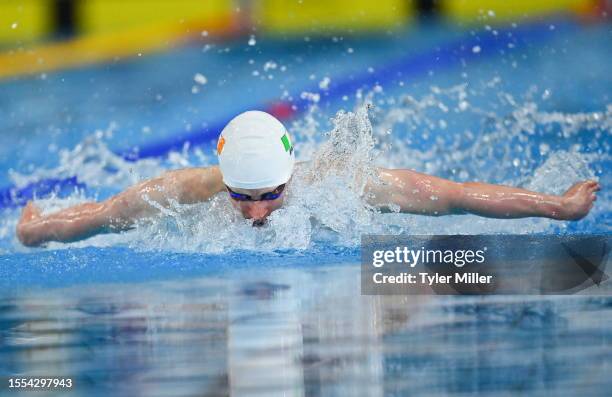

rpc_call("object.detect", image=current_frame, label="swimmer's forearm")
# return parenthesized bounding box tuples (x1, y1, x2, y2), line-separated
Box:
(17, 195, 158, 246)
(18, 194, 167, 246)
(17, 202, 112, 246)
(371, 169, 567, 219)
(454, 182, 565, 219)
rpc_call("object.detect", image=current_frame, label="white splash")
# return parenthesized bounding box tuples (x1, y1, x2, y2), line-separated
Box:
(8, 126, 166, 190)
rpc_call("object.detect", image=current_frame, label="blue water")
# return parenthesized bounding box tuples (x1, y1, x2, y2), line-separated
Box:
(1, 19, 611, 396)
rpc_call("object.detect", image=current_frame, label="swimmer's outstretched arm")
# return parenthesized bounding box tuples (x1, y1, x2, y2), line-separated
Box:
(366, 168, 600, 220)
(16, 167, 223, 247)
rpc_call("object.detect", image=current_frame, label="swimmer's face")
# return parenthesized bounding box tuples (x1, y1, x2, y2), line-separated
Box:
(225, 184, 286, 226)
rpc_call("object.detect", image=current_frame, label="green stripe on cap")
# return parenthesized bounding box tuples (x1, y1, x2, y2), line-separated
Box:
(281, 133, 292, 152)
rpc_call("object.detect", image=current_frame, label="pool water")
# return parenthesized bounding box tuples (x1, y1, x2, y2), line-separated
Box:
(0, 18, 611, 396)
(2, 264, 612, 396)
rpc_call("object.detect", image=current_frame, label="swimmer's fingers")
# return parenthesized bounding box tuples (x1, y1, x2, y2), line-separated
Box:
(20, 201, 42, 224)
(583, 180, 599, 190)
(588, 182, 600, 201)
(17, 202, 44, 246)
(564, 180, 599, 197)
(581, 183, 598, 216)
(581, 180, 598, 189)
(558, 180, 600, 220)
(563, 182, 582, 196)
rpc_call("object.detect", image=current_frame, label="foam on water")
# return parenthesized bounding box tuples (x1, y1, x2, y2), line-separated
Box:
(2, 83, 610, 253)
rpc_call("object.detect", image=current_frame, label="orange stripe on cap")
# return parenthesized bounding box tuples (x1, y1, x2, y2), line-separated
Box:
(217, 136, 226, 155)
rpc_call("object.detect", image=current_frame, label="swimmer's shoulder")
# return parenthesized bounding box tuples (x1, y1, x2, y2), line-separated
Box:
(164, 166, 224, 204)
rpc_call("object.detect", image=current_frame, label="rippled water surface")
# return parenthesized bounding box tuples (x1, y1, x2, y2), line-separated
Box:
(2, 261, 612, 396)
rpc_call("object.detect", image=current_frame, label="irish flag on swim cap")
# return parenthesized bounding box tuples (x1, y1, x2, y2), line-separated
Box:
(217, 110, 295, 189)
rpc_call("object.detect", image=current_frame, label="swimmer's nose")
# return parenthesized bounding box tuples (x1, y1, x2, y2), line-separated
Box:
(242, 203, 271, 221)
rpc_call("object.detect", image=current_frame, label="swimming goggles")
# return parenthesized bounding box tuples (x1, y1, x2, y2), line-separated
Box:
(225, 184, 286, 201)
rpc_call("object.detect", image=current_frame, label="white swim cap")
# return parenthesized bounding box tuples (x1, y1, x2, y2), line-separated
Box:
(217, 110, 295, 189)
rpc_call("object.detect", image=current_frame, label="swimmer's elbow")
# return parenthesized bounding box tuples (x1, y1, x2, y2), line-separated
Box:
(102, 198, 136, 231)
(444, 182, 469, 214)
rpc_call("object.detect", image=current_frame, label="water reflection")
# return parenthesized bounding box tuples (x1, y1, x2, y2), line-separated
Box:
(1, 265, 611, 396)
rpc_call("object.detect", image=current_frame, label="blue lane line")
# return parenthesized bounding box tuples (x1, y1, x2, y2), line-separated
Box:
(0, 177, 87, 209)
(0, 18, 574, 209)
(120, 115, 240, 160)
(314, 19, 573, 106)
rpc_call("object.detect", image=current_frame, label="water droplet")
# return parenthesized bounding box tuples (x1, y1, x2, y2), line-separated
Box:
(194, 73, 207, 85)
(319, 77, 331, 90)
(11, 22, 18, 29)
(263, 61, 277, 71)
(248, 35, 256, 46)
(472, 45, 481, 54)
(300, 91, 320, 103)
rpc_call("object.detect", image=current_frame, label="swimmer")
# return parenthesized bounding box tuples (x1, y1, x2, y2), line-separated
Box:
(16, 111, 600, 247)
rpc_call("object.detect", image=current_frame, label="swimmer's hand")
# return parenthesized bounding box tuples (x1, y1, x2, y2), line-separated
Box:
(16, 201, 43, 246)
(558, 180, 600, 220)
